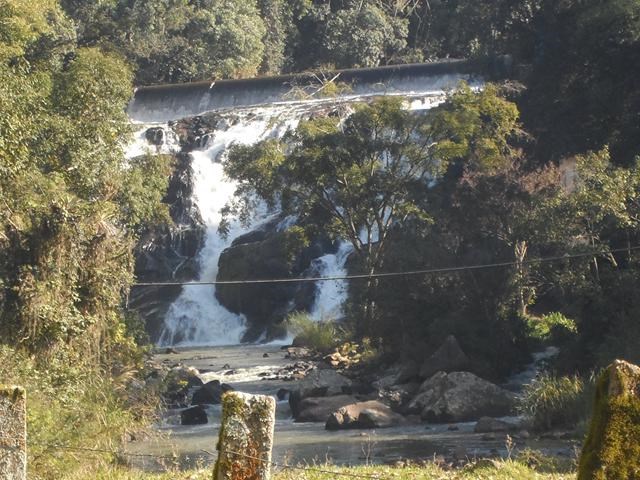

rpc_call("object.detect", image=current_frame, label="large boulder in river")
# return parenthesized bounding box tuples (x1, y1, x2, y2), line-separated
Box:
(289, 369, 353, 417)
(420, 335, 470, 379)
(191, 380, 234, 405)
(407, 371, 515, 422)
(295, 395, 358, 422)
(325, 400, 406, 430)
(578, 360, 640, 480)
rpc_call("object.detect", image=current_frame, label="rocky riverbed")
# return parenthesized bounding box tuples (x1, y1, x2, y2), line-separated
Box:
(124, 344, 580, 472)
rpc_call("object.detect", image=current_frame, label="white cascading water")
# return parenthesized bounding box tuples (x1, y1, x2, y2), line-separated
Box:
(158, 107, 304, 346)
(128, 85, 475, 346)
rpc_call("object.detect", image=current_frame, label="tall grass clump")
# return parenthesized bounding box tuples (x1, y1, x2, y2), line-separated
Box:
(0, 346, 157, 479)
(286, 311, 342, 353)
(518, 373, 593, 431)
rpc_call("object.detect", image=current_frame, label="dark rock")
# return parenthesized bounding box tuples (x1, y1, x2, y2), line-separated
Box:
(407, 371, 516, 422)
(325, 400, 406, 430)
(289, 369, 352, 416)
(295, 395, 358, 422)
(474, 416, 516, 433)
(181, 405, 208, 425)
(263, 353, 270, 358)
(165, 347, 179, 354)
(145, 127, 165, 146)
(276, 389, 289, 401)
(447, 425, 459, 431)
(222, 364, 231, 369)
(482, 433, 497, 441)
(420, 335, 470, 379)
(191, 380, 234, 405)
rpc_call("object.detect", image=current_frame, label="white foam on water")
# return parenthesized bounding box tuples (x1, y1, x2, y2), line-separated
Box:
(310, 242, 354, 321)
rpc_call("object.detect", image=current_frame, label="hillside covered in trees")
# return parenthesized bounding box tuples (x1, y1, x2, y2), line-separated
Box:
(1, 0, 640, 478)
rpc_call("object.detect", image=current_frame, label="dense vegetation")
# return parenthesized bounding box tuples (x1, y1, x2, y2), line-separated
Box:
(1, 0, 640, 477)
(1, 0, 170, 477)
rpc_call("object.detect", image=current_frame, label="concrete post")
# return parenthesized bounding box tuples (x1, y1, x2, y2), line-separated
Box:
(214, 392, 276, 480)
(0, 386, 26, 480)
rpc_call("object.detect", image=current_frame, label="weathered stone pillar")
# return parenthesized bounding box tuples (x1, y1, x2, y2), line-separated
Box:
(0, 386, 26, 480)
(578, 360, 640, 480)
(214, 392, 276, 480)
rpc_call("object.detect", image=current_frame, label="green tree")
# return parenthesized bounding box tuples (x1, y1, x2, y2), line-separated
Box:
(322, 4, 408, 68)
(0, 5, 171, 356)
(223, 85, 519, 334)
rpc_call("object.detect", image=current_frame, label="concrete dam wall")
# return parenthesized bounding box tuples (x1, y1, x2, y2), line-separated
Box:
(127, 59, 488, 123)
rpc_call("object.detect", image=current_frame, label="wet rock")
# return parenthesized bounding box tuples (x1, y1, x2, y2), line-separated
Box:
(325, 400, 406, 430)
(447, 424, 459, 431)
(191, 380, 234, 405)
(181, 405, 208, 425)
(419, 335, 470, 380)
(130, 150, 205, 343)
(165, 347, 179, 355)
(289, 368, 352, 416)
(407, 371, 515, 422)
(378, 382, 421, 412)
(145, 127, 165, 146)
(482, 433, 497, 441)
(216, 229, 313, 341)
(295, 395, 358, 422)
(473, 417, 516, 433)
(263, 353, 270, 358)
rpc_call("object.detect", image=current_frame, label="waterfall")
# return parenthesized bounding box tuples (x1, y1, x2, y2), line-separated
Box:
(128, 72, 478, 347)
(157, 106, 304, 346)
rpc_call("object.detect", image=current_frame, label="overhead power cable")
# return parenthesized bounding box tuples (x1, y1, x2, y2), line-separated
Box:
(131, 245, 640, 287)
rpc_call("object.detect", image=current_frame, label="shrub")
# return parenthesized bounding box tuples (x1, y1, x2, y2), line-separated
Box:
(518, 373, 593, 431)
(526, 312, 577, 344)
(286, 312, 342, 353)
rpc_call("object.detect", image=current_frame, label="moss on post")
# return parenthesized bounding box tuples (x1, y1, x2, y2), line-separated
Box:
(0, 385, 26, 480)
(214, 391, 276, 480)
(578, 360, 640, 480)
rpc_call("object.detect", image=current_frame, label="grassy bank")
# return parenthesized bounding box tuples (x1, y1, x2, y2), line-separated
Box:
(92, 457, 576, 479)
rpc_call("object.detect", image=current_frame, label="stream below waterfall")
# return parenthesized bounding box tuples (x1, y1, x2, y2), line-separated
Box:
(124, 345, 579, 472)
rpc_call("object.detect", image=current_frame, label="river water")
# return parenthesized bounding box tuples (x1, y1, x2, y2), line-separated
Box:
(125, 345, 578, 472)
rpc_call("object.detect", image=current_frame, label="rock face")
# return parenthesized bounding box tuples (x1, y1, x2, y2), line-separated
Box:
(325, 400, 406, 430)
(578, 360, 640, 480)
(407, 371, 515, 422)
(0, 386, 26, 480)
(130, 149, 205, 342)
(420, 335, 470, 379)
(216, 228, 334, 341)
(214, 392, 276, 480)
